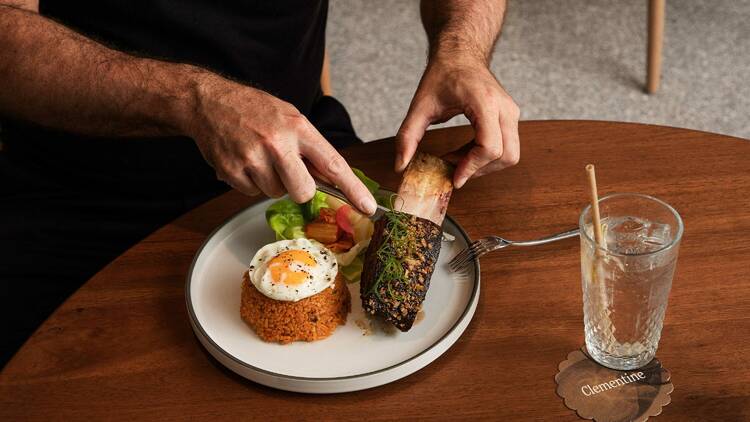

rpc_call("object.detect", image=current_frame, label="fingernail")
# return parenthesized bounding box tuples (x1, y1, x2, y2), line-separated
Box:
(360, 196, 377, 215)
(454, 176, 467, 189)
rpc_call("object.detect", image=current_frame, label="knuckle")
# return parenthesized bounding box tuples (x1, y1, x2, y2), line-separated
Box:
(268, 187, 286, 199)
(288, 113, 309, 132)
(279, 101, 300, 114)
(325, 154, 347, 175)
(465, 154, 484, 173)
(485, 144, 503, 161)
(219, 172, 241, 190)
(489, 88, 504, 103)
(507, 101, 521, 120)
(263, 137, 287, 159)
(244, 183, 261, 196)
(469, 90, 492, 108)
(263, 181, 287, 200)
(491, 97, 506, 112)
(254, 135, 274, 154)
(243, 153, 263, 172)
(238, 148, 256, 165)
(214, 161, 237, 181)
(501, 150, 520, 166)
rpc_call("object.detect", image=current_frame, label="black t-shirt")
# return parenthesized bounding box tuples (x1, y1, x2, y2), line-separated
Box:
(1, 0, 338, 197)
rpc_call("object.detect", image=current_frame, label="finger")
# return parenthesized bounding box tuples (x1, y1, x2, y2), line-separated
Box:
(299, 128, 376, 215)
(446, 107, 520, 180)
(496, 105, 521, 170)
(466, 127, 519, 178)
(394, 98, 433, 172)
(218, 170, 262, 197)
(443, 141, 504, 177)
(306, 162, 332, 185)
(245, 150, 286, 198)
(272, 149, 316, 203)
(471, 160, 508, 179)
(453, 108, 503, 188)
(441, 141, 474, 166)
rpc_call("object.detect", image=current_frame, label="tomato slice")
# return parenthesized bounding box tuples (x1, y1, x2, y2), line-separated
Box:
(335, 204, 355, 236)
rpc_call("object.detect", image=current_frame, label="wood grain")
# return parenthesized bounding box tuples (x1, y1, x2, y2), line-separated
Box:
(2, 121, 749, 421)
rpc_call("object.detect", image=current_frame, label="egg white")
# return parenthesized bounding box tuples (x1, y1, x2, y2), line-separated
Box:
(248, 238, 338, 302)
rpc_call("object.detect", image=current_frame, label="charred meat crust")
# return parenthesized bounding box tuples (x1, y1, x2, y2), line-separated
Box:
(360, 212, 442, 331)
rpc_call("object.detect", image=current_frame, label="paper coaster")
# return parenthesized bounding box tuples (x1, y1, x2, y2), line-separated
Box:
(555, 347, 673, 422)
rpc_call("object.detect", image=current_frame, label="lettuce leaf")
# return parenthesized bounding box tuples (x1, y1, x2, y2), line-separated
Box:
(302, 190, 329, 221)
(352, 167, 379, 195)
(265, 168, 385, 243)
(265, 199, 306, 240)
(353, 167, 395, 209)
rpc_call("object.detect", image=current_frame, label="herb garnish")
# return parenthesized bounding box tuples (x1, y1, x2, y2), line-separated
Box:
(368, 211, 414, 300)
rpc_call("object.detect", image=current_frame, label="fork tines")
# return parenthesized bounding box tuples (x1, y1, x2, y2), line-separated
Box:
(448, 240, 485, 271)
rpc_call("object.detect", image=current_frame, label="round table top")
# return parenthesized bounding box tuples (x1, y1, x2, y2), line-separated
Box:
(2, 121, 749, 420)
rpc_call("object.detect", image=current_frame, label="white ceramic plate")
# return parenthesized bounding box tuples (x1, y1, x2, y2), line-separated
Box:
(186, 197, 480, 393)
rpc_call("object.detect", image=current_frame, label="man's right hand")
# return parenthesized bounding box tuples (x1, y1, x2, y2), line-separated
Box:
(0, 5, 375, 213)
(184, 75, 376, 215)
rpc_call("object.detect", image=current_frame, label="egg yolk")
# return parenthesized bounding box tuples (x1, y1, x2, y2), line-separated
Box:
(267, 249, 317, 285)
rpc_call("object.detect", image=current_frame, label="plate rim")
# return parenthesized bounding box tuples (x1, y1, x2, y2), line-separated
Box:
(185, 197, 480, 383)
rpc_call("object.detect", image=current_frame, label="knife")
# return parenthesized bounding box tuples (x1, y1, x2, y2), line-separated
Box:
(313, 178, 389, 221)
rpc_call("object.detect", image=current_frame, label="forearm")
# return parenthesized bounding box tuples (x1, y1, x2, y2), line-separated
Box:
(420, 0, 506, 64)
(0, 5, 205, 137)
(0, 5, 375, 208)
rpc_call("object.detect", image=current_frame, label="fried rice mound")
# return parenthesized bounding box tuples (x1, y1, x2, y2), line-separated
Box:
(240, 271, 351, 344)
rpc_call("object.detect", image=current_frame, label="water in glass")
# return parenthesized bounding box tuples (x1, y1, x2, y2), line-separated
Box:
(581, 212, 680, 370)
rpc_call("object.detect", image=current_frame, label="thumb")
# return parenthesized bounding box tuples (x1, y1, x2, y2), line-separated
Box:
(395, 99, 432, 172)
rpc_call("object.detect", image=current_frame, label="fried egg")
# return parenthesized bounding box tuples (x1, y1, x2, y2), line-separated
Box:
(248, 238, 338, 302)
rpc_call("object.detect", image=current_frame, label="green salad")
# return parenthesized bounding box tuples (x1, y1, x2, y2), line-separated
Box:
(264, 168, 387, 283)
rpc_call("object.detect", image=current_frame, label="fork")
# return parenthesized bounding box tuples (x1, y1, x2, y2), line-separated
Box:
(448, 228, 580, 272)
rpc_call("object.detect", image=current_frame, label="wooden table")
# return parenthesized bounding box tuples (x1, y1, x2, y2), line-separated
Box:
(2, 121, 749, 420)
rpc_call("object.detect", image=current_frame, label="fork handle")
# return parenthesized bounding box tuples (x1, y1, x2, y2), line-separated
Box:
(508, 228, 580, 247)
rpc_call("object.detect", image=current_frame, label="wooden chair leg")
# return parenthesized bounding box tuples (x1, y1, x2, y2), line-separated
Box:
(647, 0, 665, 93)
(321, 50, 332, 96)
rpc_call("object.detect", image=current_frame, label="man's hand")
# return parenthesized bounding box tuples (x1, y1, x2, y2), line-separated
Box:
(0, 5, 376, 214)
(186, 75, 376, 214)
(396, 56, 519, 188)
(397, 0, 519, 188)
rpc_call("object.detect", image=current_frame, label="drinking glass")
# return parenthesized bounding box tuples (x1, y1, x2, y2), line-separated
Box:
(579, 193, 683, 370)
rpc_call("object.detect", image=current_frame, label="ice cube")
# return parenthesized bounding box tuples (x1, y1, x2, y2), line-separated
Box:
(603, 216, 669, 254)
(644, 221, 671, 248)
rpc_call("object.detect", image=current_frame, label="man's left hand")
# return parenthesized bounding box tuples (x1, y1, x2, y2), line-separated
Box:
(395, 56, 520, 188)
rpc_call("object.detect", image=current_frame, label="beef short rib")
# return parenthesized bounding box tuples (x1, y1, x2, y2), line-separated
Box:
(360, 152, 454, 331)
